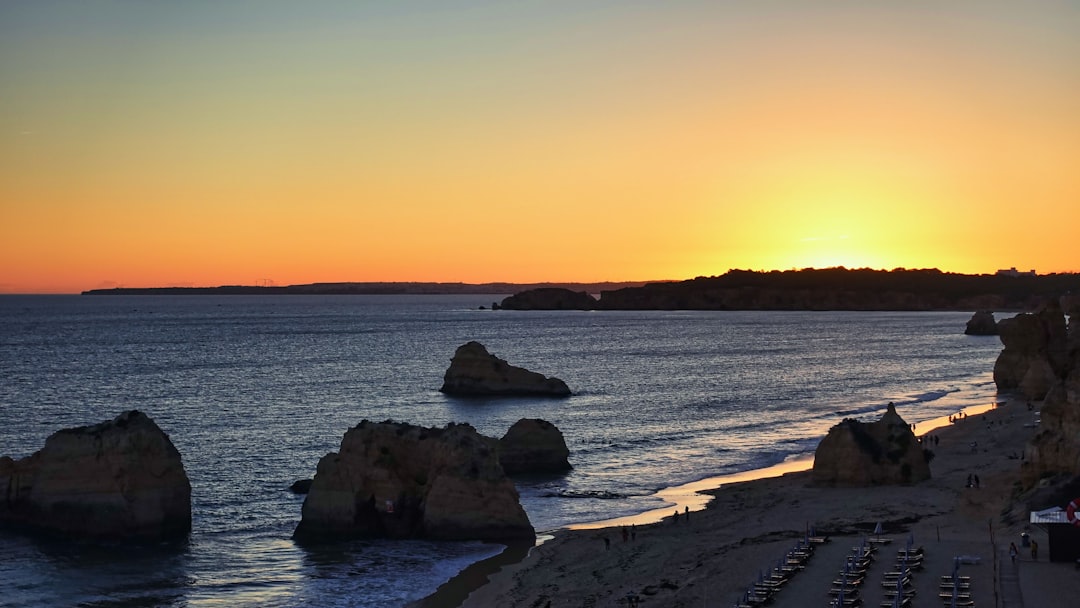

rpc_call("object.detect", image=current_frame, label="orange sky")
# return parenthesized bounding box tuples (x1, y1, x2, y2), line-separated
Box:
(2, 2, 1078, 293)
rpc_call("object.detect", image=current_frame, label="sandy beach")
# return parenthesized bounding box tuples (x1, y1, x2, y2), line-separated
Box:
(416, 398, 1080, 608)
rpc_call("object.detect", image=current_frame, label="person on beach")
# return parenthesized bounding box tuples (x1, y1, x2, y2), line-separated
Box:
(1009, 542, 1018, 563)
(631, 524, 636, 541)
(604, 536, 610, 550)
(685, 506, 689, 522)
(673, 509, 679, 524)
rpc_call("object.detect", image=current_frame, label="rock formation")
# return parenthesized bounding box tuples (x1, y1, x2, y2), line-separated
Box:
(499, 418, 572, 475)
(495, 288, 598, 311)
(812, 404, 931, 486)
(294, 420, 535, 542)
(0, 410, 191, 541)
(993, 301, 1070, 400)
(964, 310, 998, 335)
(1016, 304, 1080, 478)
(439, 341, 571, 397)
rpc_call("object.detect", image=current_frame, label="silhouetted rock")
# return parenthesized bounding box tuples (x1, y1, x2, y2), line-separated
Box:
(812, 404, 930, 486)
(439, 341, 571, 397)
(490, 269, 1080, 311)
(993, 301, 1069, 399)
(294, 420, 534, 543)
(496, 288, 597, 311)
(289, 479, 313, 494)
(499, 419, 572, 475)
(0, 410, 191, 541)
(1023, 305, 1080, 478)
(965, 310, 998, 335)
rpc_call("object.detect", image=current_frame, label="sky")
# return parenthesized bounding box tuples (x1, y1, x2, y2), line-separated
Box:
(1, 1, 1078, 293)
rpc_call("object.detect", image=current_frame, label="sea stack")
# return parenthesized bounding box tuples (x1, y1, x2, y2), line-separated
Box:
(964, 310, 998, 335)
(812, 404, 931, 486)
(294, 420, 535, 542)
(498, 418, 572, 475)
(0, 410, 192, 541)
(439, 341, 571, 397)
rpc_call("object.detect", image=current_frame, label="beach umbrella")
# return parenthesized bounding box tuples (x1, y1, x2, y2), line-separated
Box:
(873, 521, 883, 536)
(951, 557, 960, 608)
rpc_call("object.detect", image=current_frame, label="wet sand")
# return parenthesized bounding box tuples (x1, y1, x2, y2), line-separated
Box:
(414, 398, 1080, 607)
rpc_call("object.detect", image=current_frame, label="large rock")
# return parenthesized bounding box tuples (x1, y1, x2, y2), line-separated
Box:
(499, 418, 572, 475)
(993, 301, 1070, 399)
(294, 420, 534, 542)
(812, 404, 931, 486)
(1025, 307, 1080, 478)
(439, 341, 571, 397)
(0, 410, 191, 541)
(496, 288, 597, 311)
(964, 310, 998, 335)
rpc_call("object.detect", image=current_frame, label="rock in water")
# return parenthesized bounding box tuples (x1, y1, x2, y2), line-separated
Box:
(439, 341, 571, 397)
(499, 418, 572, 475)
(812, 404, 931, 486)
(496, 288, 597, 311)
(294, 420, 535, 542)
(0, 410, 192, 541)
(964, 310, 998, 335)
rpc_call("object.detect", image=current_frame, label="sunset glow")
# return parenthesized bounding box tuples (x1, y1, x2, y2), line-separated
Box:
(2, 2, 1078, 293)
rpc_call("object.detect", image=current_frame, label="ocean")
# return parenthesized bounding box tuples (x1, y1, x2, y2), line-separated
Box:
(0, 295, 1003, 607)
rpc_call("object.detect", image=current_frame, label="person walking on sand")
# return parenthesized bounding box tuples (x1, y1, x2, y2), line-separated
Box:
(1009, 542, 1018, 564)
(672, 509, 679, 524)
(684, 506, 689, 522)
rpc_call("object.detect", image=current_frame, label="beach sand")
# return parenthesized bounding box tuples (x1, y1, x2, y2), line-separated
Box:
(414, 398, 1080, 608)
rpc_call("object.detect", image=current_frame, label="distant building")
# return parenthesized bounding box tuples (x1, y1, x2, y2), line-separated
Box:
(996, 267, 1037, 277)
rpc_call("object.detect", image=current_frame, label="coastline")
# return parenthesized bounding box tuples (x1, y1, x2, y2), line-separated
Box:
(415, 398, 1078, 608)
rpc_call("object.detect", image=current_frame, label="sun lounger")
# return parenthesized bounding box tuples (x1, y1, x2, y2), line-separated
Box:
(939, 582, 971, 590)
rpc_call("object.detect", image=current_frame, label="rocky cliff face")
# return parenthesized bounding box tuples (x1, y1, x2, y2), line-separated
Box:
(812, 404, 930, 486)
(498, 418, 572, 475)
(1018, 305, 1080, 478)
(496, 288, 597, 311)
(294, 420, 535, 542)
(993, 301, 1070, 400)
(0, 410, 192, 541)
(965, 310, 998, 335)
(439, 341, 571, 397)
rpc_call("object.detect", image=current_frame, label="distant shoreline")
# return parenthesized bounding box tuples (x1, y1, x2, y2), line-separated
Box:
(79, 281, 658, 297)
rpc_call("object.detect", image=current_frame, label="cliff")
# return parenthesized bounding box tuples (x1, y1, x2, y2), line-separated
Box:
(0, 410, 192, 541)
(496, 268, 1080, 311)
(294, 420, 535, 542)
(1007, 303, 1080, 479)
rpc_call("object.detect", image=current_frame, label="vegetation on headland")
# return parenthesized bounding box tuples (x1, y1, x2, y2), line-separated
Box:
(498, 268, 1080, 311)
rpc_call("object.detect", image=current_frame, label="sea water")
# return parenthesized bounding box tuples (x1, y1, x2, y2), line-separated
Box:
(0, 295, 1003, 607)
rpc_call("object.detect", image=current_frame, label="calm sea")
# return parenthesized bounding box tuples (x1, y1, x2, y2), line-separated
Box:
(0, 295, 1003, 607)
